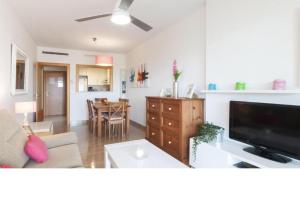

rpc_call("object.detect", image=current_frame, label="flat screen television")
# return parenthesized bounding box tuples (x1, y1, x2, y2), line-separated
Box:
(229, 101, 300, 163)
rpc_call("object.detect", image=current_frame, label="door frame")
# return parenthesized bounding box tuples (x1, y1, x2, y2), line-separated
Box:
(36, 62, 70, 125)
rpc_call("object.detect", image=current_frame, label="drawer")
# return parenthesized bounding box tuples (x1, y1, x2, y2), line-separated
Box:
(147, 112, 160, 125)
(163, 131, 179, 158)
(148, 125, 161, 146)
(162, 101, 180, 115)
(162, 117, 179, 129)
(148, 99, 160, 113)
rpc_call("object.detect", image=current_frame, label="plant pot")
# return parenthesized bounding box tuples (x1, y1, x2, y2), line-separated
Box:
(216, 129, 225, 143)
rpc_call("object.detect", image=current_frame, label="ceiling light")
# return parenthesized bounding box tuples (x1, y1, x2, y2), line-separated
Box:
(96, 56, 113, 66)
(111, 9, 131, 25)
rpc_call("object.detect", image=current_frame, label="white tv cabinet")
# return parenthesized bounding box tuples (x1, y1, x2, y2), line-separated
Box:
(189, 138, 300, 168)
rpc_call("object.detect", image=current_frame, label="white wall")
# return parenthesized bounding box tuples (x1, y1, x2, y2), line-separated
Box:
(206, 0, 300, 90)
(37, 47, 126, 124)
(205, 0, 300, 136)
(0, 0, 36, 121)
(126, 7, 206, 126)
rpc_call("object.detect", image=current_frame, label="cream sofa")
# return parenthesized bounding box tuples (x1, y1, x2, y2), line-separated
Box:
(0, 109, 83, 168)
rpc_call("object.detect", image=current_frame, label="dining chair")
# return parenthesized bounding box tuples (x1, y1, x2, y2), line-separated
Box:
(103, 102, 126, 138)
(119, 98, 129, 106)
(95, 98, 108, 105)
(87, 100, 93, 131)
(87, 100, 99, 136)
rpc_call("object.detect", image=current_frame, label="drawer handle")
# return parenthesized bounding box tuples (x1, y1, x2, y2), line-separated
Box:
(168, 122, 172, 126)
(168, 141, 172, 145)
(151, 117, 155, 120)
(151, 104, 155, 108)
(168, 107, 172, 111)
(151, 132, 155, 136)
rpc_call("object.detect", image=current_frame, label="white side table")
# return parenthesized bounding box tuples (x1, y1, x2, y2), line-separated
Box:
(29, 121, 54, 136)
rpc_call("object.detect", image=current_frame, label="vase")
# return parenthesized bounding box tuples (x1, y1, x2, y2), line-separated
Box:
(216, 129, 224, 143)
(173, 82, 178, 98)
(208, 83, 217, 91)
(235, 82, 246, 90)
(273, 79, 286, 90)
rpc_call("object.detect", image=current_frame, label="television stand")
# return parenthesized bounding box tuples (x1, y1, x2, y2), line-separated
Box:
(243, 147, 292, 164)
(189, 139, 300, 168)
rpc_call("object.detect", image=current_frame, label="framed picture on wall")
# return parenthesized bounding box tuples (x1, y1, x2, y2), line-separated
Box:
(159, 89, 165, 97)
(129, 63, 150, 88)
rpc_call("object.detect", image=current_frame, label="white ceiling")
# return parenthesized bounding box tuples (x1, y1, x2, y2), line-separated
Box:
(8, 0, 204, 53)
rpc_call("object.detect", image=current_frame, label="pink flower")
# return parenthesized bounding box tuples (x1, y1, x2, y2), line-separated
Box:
(172, 60, 182, 82)
(173, 60, 177, 75)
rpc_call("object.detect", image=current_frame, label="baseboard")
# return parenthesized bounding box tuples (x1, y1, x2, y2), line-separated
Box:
(70, 120, 88, 127)
(130, 120, 146, 131)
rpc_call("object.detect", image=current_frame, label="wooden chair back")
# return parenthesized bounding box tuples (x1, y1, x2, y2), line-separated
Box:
(119, 98, 129, 106)
(87, 99, 98, 135)
(107, 102, 125, 121)
(87, 100, 96, 118)
(87, 99, 92, 118)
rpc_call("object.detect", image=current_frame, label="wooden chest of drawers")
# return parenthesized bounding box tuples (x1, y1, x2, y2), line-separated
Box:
(146, 96, 205, 164)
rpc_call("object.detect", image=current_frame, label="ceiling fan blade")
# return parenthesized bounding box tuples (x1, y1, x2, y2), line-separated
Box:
(75, 14, 112, 22)
(119, 0, 134, 10)
(130, 15, 153, 32)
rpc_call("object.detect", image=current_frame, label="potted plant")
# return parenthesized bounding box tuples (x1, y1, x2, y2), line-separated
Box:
(192, 122, 225, 160)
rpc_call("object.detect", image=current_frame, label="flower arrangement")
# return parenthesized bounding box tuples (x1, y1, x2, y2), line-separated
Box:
(172, 60, 182, 82)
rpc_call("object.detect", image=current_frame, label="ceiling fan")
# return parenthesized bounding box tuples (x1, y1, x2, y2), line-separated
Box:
(75, 0, 153, 32)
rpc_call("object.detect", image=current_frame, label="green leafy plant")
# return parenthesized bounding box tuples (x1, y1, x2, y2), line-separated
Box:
(173, 70, 182, 82)
(172, 60, 182, 82)
(192, 123, 224, 161)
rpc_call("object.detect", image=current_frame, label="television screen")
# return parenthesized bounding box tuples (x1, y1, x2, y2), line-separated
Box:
(229, 101, 300, 160)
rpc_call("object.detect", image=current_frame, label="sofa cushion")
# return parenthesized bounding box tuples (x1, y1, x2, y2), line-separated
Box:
(40, 132, 78, 149)
(0, 109, 29, 168)
(25, 135, 48, 163)
(24, 144, 83, 168)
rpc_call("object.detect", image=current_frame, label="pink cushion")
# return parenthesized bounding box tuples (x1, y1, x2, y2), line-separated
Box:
(0, 165, 14, 168)
(24, 135, 48, 163)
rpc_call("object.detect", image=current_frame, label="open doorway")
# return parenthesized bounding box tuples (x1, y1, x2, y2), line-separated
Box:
(35, 62, 70, 127)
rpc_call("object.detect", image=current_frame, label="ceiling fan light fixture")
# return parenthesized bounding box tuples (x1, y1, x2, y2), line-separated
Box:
(111, 9, 131, 25)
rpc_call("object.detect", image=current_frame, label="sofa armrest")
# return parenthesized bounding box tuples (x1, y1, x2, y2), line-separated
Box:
(40, 132, 78, 149)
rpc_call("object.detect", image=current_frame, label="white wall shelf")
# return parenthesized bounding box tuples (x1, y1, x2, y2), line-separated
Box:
(201, 89, 300, 94)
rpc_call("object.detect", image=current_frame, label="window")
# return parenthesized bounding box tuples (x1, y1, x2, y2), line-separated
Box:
(76, 65, 113, 92)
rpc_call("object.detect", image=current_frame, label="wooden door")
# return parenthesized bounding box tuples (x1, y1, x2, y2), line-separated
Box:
(44, 71, 66, 116)
(36, 64, 44, 122)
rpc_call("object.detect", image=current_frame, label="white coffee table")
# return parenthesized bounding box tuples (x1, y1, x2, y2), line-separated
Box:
(104, 139, 188, 168)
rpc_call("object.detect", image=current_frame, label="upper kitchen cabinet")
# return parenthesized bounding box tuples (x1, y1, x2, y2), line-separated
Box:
(76, 64, 113, 92)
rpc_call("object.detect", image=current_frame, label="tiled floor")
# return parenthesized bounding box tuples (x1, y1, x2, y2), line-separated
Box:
(46, 116, 145, 168)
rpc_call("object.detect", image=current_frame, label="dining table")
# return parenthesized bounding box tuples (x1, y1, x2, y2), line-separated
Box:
(93, 102, 131, 137)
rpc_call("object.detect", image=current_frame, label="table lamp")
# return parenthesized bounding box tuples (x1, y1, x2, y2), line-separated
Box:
(15, 101, 36, 126)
